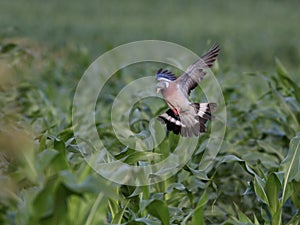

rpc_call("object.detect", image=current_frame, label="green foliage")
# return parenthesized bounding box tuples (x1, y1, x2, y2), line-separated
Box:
(191, 191, 207, 225)
(1, 2, 300, 223)
(146, 200, 170, 225)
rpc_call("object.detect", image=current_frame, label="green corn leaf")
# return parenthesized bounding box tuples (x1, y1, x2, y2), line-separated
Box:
(32, 182, 56, 218)
(265, 172, 281, 215)
(286, 212, 300, 225)
(280, 133, 300, 205)
(291, 181, 300, 209)
(253, 213, 260, 225)
(146, 199, 170, 225)
(233, 202, 253, 223)
(112, 200, 130, 224)
(191, 191, 208, 225)
(275, 58, 300, 103)
(254, 175, 268, 205)
(280, 133, 300, 182)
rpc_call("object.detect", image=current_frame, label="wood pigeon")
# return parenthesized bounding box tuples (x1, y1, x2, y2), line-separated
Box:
(156, 44, 220, 137)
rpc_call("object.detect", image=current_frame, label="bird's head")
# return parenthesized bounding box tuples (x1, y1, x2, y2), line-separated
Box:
(155, 68, 177, 93)
(156, 81, 170, 93)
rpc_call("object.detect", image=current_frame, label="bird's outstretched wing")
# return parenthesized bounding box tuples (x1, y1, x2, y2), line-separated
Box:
(176, 44, 220, 97)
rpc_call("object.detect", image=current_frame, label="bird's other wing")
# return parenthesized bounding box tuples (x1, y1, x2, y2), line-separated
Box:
(175, 44, 220, 97)
(156, 68, 177, 81)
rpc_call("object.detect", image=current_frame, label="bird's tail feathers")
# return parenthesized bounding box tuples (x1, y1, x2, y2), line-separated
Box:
(191, 102, 217, 120)
(157, 102, 217, 137)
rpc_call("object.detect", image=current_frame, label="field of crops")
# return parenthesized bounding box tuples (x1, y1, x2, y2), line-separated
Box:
(0, 1, 300, 224)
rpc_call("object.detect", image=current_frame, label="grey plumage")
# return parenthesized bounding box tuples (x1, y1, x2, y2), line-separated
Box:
(156, 44, 220, 137)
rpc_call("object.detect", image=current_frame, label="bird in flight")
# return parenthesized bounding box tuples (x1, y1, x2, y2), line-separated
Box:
(156, 44, 220, 137)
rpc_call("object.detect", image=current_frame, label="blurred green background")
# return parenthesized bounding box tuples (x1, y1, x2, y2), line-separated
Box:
(1, 0, 300, 71)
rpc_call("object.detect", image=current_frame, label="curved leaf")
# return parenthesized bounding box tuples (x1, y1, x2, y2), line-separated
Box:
(280, 133, 300, 204)
(146, 199, 170, 225)
(254, 175, 268, 205)
(280, 133, 300, 182)
(266, 173, 281, 216)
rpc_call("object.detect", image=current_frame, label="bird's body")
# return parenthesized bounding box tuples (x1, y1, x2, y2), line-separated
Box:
(156, 44, 220, 137)
(161, 83, 188, 115)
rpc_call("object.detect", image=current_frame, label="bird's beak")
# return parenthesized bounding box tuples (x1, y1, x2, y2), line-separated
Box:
(156, 88, 161, 94)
